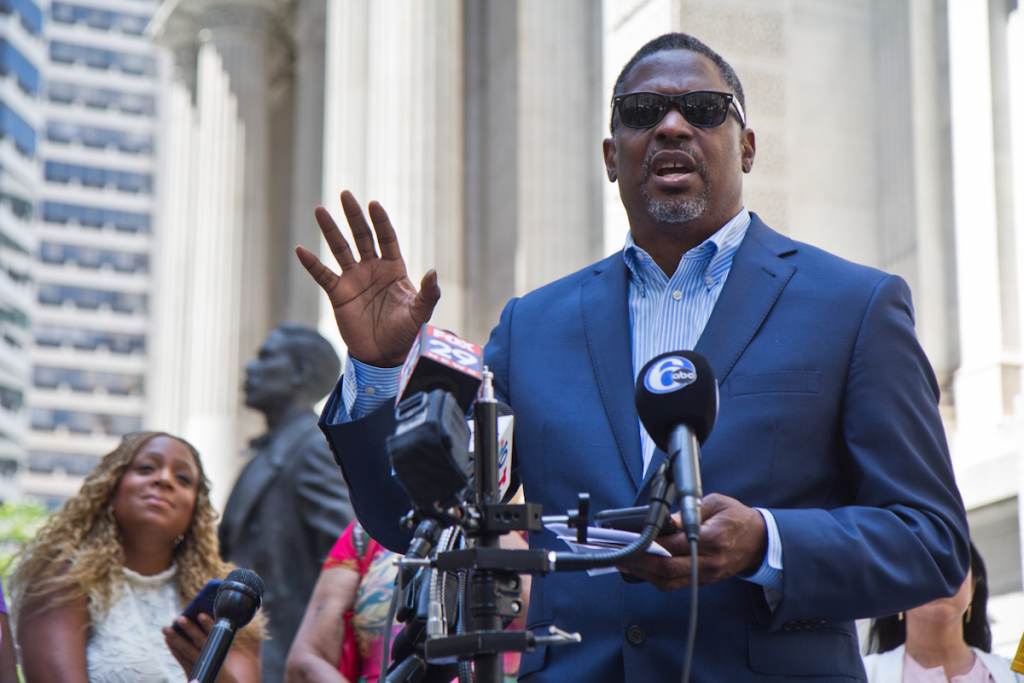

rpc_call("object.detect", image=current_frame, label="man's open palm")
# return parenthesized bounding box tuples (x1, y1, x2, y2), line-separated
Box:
(296, 191, 440, 366)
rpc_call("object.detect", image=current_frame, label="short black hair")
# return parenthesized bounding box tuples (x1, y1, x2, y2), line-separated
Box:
(867, 541, 992, 654)
(274, 323, 341, 402)
(610, 32, 746, 132)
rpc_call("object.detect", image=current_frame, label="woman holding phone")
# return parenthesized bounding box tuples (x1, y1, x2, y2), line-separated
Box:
(13, 431, 262, 683)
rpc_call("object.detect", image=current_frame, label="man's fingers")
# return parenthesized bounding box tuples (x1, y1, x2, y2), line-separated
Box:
(368, 200, 403, 261)
(314, 206, 357, 270)
(295, 246, 340, 293)
(410, 269, 441, 323)
(340, 190, 379, 259)
(699, 492, 734, 518)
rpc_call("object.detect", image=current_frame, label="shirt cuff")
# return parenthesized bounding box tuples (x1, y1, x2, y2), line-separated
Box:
(739, 507, 783, 596)
(343, 356, 402, 420)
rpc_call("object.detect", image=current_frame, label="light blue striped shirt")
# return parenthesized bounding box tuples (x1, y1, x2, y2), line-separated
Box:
(622, 209, 782, 595)
(334, 207, 782, 596)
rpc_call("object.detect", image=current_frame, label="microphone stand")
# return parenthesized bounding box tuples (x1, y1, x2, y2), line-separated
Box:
(390, 371, 680, 682)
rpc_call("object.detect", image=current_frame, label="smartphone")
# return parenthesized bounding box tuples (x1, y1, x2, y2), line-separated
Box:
(174, 579, 222, 636)
(594, 505, 677, 536)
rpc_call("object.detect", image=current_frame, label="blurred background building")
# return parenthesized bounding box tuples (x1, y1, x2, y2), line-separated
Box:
(19, 0, 158, 506)
(1, 0, 1022, 655)
(0, 0, 43, 502)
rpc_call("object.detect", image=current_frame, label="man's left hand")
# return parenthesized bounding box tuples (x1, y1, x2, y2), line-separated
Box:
(617, 493, 767, 591)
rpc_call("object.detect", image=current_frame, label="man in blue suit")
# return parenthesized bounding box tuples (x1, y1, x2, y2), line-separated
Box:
(298, 33, 968, 682)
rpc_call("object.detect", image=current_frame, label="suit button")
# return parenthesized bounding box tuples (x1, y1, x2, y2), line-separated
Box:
(626, 625, 646, 645)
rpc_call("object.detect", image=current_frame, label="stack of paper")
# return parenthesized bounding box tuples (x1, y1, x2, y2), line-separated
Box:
(544, 523, 672, 576)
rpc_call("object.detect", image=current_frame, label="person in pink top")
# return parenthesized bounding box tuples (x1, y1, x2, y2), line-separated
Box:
(863, 542, 1022, 683)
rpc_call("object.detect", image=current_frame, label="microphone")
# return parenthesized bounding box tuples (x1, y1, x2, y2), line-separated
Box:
(188, 568, 264, 683)
(634, 351, 718, 541)
(397, 324, 484, 414)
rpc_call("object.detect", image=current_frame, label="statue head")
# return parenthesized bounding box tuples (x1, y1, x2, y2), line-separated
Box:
(243, 323, 341, 413)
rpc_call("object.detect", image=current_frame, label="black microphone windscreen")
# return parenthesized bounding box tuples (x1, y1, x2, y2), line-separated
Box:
(214, 568, 264, 628)
(634, 351, 718, 451)
(225, 568, 264, 598)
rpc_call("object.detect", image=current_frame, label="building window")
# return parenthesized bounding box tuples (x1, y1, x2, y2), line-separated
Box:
(41, 201, 151, 233)
(49, 40, 156, 77)
(49, 2, 148, 36)
(0, 0, 44, 35)
(37, 241, 149, 273)
(0, 38, 41, 94)
(44, 161, 153, 194)
(0, 102, 36, 157)
(33, 366, 144, 395)
(29, 408, 142, 436)
(35, 283, 148, 315)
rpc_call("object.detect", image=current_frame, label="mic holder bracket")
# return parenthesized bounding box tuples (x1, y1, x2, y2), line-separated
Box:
(567, 493, 590, 544)
(427, 547, 553, 574)
(424, 626, 581, 663)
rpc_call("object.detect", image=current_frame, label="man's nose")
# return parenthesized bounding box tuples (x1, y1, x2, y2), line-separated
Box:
(654, 107, 694, 141)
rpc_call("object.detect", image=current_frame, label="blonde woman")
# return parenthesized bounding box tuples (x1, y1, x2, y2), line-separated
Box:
(14, 431, 262, 683)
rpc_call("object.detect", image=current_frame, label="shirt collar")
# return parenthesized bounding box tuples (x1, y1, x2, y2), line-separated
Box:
(622, 207, 751, 285)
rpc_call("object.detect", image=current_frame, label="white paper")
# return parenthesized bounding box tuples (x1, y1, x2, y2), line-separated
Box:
(545, 523, 672, 577)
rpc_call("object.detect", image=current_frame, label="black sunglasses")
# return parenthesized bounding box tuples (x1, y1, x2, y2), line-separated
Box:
(613, 90, 746, 130)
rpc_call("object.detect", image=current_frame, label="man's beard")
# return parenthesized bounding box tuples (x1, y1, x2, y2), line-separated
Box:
(640, 147, 710, 223)
(642, 187, 709, 223)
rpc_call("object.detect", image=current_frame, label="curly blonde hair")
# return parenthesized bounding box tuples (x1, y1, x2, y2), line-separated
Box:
(13, 431, 263, 641)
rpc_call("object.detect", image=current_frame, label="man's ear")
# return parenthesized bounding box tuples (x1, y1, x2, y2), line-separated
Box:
(740, 128, 756, 174)
(603, 137, 618, 182)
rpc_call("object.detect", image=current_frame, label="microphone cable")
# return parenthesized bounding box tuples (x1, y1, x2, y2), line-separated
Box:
(682, 538, 698, 683)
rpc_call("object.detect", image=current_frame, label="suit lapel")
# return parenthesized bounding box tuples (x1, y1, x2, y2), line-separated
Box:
(581, 255, 644, 489)
(634, 216, 797, 503)
(694, 215, 797, 387)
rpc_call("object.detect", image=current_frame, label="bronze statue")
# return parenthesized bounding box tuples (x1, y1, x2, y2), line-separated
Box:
(219, 323, 354, 683)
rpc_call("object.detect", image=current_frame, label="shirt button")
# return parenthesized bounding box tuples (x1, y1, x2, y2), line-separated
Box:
(704, 276, 715, 287)
(671, 290, 682, 301)
(625, 625, 646, 645)
(364, 386, 376, 395)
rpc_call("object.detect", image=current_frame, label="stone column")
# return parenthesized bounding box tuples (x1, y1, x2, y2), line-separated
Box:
(1010, 4, 1024, 413)
(881, 0, 960, 394)
(463, 1, 603, 342)
(184, 37, 246, 505)
(148, 32, 199, 435)
(285, 0, 327, 328)
(151, 0, 288, 506)
(515, 0, 604, 295)
(463, 0, 519, 344)
(948, 0, 1006, 438)
(321, 0, 465, 341)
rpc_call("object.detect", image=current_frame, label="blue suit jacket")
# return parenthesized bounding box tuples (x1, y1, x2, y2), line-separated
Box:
(320, 215, 969, 682)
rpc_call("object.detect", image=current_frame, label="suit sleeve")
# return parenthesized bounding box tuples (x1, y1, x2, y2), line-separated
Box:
(319, 382, 413, 553)
(766, 274, 969, 627)
(296, 434, 356, 563)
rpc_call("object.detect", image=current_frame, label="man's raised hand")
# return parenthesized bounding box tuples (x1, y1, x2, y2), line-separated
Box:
(296, 191, 441, 367)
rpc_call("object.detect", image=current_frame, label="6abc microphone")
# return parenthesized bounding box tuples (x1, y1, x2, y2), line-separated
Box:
(383, 324, 719, 683)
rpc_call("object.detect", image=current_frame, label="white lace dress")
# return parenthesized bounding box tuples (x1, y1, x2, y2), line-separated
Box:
(86, 564, 187, 683)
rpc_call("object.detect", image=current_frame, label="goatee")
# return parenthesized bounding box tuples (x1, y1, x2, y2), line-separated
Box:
(643, 189, 709, 223)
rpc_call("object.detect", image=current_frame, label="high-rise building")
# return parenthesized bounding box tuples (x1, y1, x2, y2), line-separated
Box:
(0, 0, 45, 502)
(21, 0, 158, 506)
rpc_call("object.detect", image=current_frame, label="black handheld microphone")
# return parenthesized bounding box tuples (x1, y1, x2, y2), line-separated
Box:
(188, 568, 264, 683)
(635, 351, 718, 541)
